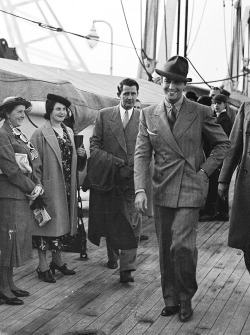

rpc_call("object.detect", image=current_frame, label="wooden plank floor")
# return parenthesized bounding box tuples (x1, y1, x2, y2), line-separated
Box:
(1, 181, 250, 335)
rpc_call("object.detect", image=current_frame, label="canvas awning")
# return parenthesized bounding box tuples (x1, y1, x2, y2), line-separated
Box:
(0, 58, 164, 133)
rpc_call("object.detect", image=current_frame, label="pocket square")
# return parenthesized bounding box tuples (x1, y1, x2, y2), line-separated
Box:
(147, 129, 157, 135)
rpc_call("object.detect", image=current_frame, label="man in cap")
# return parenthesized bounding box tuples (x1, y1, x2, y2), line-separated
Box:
(134, 55, 230, 322)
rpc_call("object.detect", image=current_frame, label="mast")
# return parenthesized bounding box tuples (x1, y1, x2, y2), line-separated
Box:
(184, 0, 188, 57)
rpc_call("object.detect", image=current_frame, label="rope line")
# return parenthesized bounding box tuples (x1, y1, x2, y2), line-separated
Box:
(0, 8, 140, 50)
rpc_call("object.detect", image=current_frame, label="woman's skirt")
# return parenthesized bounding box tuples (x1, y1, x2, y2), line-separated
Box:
(0, 198, 33, 267)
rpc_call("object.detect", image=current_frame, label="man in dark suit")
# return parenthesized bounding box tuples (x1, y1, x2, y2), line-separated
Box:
(89, 78, 142, 283)
(134, 56, 230, 322)
(212, 94, 232, 220)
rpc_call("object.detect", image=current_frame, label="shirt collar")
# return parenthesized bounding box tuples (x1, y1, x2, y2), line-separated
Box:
(120, 103, 133, 118)
(164, 95, 184, 112)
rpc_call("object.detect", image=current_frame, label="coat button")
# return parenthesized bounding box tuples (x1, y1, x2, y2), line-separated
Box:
(243, 170, 248, 174)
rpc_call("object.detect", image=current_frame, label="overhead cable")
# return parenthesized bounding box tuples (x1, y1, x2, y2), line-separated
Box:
(0, 8, 140, 51)
(187, 0, 207, 55)
(119, 0, 152, 80)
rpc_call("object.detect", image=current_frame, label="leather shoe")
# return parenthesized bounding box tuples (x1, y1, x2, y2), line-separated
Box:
(179, 300, 193, 322)
(50, 262, 75, 275)
(161, 305, 179, 316)
(120, 271, 134, 283)
(107, 260, 118, 269)
(36, 268, 56, 283)
(0, 292, 24, 305)
(11, 289, 30, 297)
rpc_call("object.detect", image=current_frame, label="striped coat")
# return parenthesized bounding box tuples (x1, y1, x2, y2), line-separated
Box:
(134, 96, 230, 208)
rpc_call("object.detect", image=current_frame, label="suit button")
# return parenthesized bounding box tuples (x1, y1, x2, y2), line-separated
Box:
(243, 170, 248, 174)
(246, 132, 250, 136)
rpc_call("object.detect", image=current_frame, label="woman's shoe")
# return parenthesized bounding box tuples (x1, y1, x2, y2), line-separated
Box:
(11, 289, 30, 297)
(50, 262, 76, 275)
(0, 292, 24, 305)
(36, 268, 56, 283)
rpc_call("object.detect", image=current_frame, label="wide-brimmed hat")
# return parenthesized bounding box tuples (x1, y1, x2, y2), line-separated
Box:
(47, 94, 71, 108)
(212, 94, 228, 104)
(0, 96, 31, 111)
(155, 56, 192, 82)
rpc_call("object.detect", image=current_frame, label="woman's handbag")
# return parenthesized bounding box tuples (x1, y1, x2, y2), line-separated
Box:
(15, 153, 32, 173)
(30, 196, 51, 227)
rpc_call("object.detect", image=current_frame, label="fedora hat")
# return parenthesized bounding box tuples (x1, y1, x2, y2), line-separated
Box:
(0, 96, 31, 111)
(47, 94, 71, 108)
(155, 56, 192, 82)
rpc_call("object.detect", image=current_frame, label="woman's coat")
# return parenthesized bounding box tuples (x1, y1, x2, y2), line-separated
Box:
(219, 102, 250, 250)
(31, 120, 78, 237)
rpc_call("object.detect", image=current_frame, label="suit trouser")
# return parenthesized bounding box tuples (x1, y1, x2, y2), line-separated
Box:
(106, 195, 142, 272)
(154, 205, 199, 304)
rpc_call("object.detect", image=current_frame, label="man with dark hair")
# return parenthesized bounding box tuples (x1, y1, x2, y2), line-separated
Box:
(134, 56, 230, 322)
(89, 78, 142, 283)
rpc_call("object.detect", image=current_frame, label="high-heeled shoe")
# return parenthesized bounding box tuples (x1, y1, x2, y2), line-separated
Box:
(36, 267, 56, 283)
(49, 262, 76, 275)
(0, 292, 24, 305)
(11, 289, 30, 297)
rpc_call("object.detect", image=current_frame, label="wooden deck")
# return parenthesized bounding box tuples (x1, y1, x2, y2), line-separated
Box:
(1, 184, 250, 334)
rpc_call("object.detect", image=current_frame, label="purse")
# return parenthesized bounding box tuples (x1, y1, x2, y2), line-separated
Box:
(0, 153, 32, 175)
(15, 153, 32, 173)
(33, 207, 51, 227)
(30, 196, 51, 227)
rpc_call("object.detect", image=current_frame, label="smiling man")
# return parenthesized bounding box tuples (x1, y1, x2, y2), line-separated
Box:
(134, 56, 230, 322)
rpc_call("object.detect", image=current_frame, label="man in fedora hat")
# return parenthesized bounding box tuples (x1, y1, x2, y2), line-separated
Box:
(134, 55, 230, 322)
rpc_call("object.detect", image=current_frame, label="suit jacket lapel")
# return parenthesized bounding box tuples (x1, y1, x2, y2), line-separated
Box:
(173, 97, 198, 140)
(42, 121, 63, 170)
(107, 105, 127, 153)
(153, 102, 184, 156)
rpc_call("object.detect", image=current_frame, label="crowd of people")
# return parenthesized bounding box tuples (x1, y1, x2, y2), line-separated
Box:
(0, 54, 249, 324)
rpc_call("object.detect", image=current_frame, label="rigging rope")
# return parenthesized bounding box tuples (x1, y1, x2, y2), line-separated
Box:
(222, 0, 231, 77)
(187, 0, 195, 47)
(119, 0, 152, 81)
(187, 0, 207, 55)
(0, 9, 141, 51)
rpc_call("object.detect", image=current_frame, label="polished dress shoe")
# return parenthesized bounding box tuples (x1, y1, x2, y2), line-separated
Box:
(161, 305, 179, 316)
(179, 300, 193, 322)
(107, 260, 118, 269)
(50, 262, 76, 275)
(36, 268, 56, 283)
(11, 289, 30, 297)
(0, 292, 24, 305)
(120, 271, 134, 283)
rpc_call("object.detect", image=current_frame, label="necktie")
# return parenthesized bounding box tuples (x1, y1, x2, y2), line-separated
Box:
(168, 104, 177, 130)
(122, 110, 129, 129)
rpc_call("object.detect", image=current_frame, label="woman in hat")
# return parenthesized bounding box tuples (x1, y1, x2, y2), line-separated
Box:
(31, 94, 86, 283)
(0, 97, 43, 305)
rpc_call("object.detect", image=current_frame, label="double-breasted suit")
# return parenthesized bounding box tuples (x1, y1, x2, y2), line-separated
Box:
(90, 104, 142, 272)
(134, 96, 230, 304)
